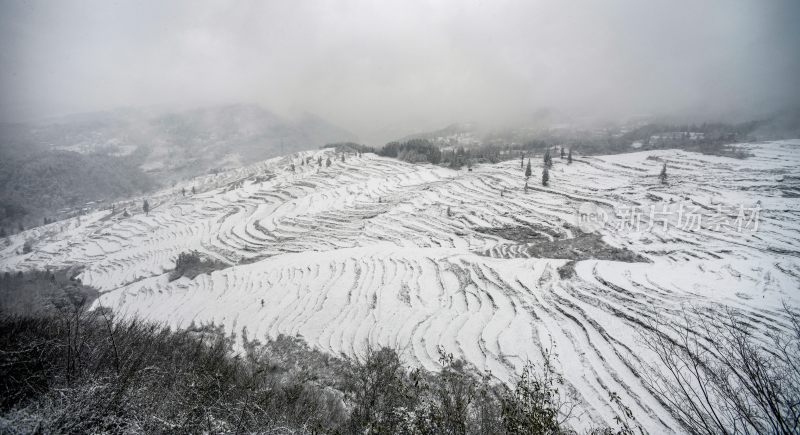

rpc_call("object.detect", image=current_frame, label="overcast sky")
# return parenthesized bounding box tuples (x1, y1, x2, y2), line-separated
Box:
(1, 0, 798, 143)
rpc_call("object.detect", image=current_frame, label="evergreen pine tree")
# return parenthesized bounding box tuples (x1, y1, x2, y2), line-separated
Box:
(521, 154, 524, 169)
(291, 163, 295, 172)
(318, 156, 323, 166)
(191, 186, 196, 194)
(341, 153, 345, 162)
(326, 157, 332, 167)
(560, 147, 565, 159)
(542, 165, 549, 186)
(525, 159, 532, 178)
(181, 187, 186, 196)
(143, 199, 150, 215)
(568, 149, 573, 164)
(659, 163, 667, 184)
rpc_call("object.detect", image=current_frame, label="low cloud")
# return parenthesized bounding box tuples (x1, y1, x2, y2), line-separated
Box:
(1, 0, 798, 143)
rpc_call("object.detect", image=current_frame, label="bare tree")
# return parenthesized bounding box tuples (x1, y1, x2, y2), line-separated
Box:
(638, 305, 800, 434)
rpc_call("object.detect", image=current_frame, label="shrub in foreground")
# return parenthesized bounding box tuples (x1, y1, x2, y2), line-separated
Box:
(2, 305, 638, 434)
(10, 269, 798, 434)
(3, 266, 797, 434)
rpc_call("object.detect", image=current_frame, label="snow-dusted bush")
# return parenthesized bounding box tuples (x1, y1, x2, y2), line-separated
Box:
(170, 250, 227, 281)
(0, 273, 646, 435)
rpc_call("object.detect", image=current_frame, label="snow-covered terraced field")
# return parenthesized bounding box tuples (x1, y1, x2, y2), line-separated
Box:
(3, 140, 800, 432)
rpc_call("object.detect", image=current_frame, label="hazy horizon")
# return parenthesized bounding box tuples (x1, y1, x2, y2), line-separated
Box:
(2, 0, 799, 144)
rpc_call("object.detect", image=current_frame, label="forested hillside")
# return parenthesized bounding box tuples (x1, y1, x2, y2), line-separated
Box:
(0, 150, 153, 232)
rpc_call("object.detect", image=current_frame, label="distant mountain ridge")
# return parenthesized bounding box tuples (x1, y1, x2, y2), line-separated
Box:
(389, 107, 800, 152)
(7, 104, 356, 178)
(0, 104, 357, 231)
(396, 122, 481, 147)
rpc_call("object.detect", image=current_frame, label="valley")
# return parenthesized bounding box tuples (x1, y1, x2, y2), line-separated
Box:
(2, 140, 799, 432)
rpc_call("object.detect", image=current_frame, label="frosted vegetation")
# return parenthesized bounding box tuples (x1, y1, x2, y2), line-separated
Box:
(2, 140, 800, 433)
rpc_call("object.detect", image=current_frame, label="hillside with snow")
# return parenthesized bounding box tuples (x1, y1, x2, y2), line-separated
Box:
(0, 104, 358, 230)
(2, 140, 799, 432)
(1, 104, 356, 182)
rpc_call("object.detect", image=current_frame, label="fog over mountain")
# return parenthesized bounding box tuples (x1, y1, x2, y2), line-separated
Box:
(5, 2, 800, 434)
(1, 0, 799, 144)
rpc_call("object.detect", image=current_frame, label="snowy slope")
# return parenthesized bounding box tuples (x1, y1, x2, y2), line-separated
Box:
(2, 140, 800, 432)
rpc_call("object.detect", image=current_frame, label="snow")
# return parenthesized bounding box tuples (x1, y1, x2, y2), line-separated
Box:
(3, 140, 800, 433)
